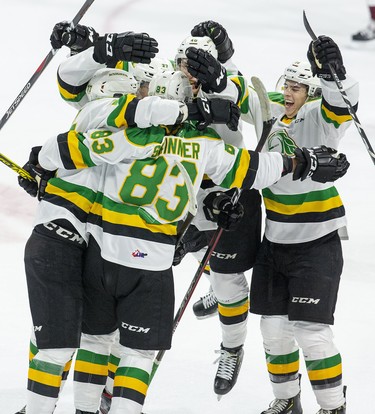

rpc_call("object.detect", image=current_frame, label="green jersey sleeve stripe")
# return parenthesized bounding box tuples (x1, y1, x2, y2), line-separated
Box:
(321, 96, 355, 128)
(57, 72, 88, 102)
(107, 94, 138, 128)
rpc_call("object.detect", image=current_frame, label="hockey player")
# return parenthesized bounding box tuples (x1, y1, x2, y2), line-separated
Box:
(18, 69, 140, 414)
(18, 66, 242, 414)
(123, 57, 175, 99)
(173, 22, 263, 397)
(49, 21, 160, 111)
(352, 1, 375, 41)
(31, 69, 348, 413)
(236, 36, 356, 413)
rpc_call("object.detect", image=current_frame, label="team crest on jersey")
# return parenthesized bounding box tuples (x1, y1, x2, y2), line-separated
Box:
(132, 249, 148, 258)
(267, 129, 297, 156)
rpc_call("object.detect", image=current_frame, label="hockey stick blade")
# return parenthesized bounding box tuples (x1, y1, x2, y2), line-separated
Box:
(251, 76, 275, 152)
(174, 159, 198, 247)
(0, 0, 95, 133)
(303, 10, 375, 165)
(302, 10, 318, 41)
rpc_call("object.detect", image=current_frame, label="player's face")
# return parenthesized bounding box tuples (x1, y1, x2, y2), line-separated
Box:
(137, 81, 149, 99)
(283, 81, 308, 118)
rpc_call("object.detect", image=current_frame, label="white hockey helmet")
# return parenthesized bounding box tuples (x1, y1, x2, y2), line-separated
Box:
(86, 68, 138, 101)
(280, 61, 322, 98)
(130, 57, 175, 83)
(175, 35, 218, 67)
(148, 70, 193, 102)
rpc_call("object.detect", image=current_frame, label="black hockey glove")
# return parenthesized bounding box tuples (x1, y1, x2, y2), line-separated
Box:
(191, 20, 234, 63)
(187, 97, 240, 131)
(173, 225, 208, 266)
(50, 21, 99, 55)
(203, 190, 244, 231)
(186, 47, 227, 94)
(209, 98, 240, 131)
(307, 35, 346, 81)
(18, 146, 56, 200)
(93, 32, 158, 65)
(293, 145, 350, 183)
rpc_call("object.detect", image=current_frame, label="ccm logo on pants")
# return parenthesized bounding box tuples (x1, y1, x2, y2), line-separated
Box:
(211, 252, 237, 260)
(292, 297, 320, 304)
(121, 322, 150, 333)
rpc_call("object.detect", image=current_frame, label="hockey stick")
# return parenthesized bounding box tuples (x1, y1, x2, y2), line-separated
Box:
(251, 76, 275, 152)
(303, 10, 375, 166)
(0, 0, 95, 133)
(0, 152, 35, 181)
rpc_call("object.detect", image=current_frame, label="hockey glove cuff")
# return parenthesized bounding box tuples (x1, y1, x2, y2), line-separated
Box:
(189, 97, 213, 130)
(281, 155, 294, 177)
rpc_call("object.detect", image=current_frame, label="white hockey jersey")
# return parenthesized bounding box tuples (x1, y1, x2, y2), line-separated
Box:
(241, 77, 359, 243)
(33, 90, 189, 238)
(39, 114, 285, 270)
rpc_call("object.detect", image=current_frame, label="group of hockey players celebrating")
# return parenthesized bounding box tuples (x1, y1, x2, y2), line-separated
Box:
(15, 12, 357, 414)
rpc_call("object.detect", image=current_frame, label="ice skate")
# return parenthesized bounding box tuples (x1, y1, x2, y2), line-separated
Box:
(261, 392, 303, 414)
(193, 289, 218, 319)
(315, 406, 345, 414)
(214, 344, 244, 398)
(315, 385, 346, 414)
(352, 23, 375, 41)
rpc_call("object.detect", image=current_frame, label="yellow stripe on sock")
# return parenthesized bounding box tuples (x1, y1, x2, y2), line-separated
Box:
(307, 363, 342, 381)
(267, 360, 300, 375)
(28, 368, 62, 388)
(114, 376, 148, 396)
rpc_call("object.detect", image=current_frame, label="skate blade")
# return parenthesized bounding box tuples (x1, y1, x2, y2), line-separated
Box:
(195, 311, 218, 320)
(217, 394, 223, 401)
